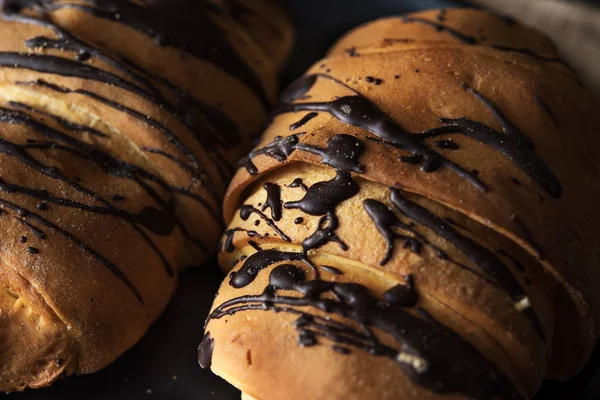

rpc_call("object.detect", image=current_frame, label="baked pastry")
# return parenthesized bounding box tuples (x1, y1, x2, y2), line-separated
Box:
(201, 8, 600, 400)
(0, 0, 292, 392)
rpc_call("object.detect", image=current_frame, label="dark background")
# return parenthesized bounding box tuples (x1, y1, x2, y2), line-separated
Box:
(4, 1, 600, 399)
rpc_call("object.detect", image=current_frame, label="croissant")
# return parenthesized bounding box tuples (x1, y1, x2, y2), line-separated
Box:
(0, 0, 292, 392)
(202, 8, 600, 400)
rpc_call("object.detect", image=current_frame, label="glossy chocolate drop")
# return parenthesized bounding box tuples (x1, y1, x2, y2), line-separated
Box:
(229, 249, 305, 288)
(198, 332, 215, 370)
(262, 183, 282, 221)
(285, 171, 358, 216)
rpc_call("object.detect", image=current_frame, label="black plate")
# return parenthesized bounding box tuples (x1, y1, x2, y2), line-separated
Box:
(4, 1, 599, 399)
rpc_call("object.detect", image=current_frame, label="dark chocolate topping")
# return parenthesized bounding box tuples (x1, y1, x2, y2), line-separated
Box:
(28, 0, 270, 105)
(284, 171, 358, 252)
(198, 332, 215, 370)
(274, 77, 561, 197)
(290, 112, 318, 131)
(289, 178, 308, 191)
(0, 0, 270, 302)
(262, 182, 282, 221)
(210, 259, 523, 399)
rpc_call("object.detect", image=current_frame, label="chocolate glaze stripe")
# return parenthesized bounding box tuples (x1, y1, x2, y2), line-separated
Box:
(239, 134, 302, 175)
(239, 205, 290, 242)
(140, 147, 205, 183)
(15, 133, 221, 238)
(3, 1, 240, 186)
(534, 95, 562, 129)
(279, 135, 366, 252)
(400, 14, 567, 66)
(41, 0, 271, 106)
(131, 176, 211, 254)
(18, 218, 46, 240)
(295, 134, 365, 173)
(4, 1, 243, 179)
(0, 140, 181, 274)
(17, 79, 222, 205)
(16, 78, 203, 173)
(389, 188, 521, 296)
(244, 134, 366, 253)
(0, 197, 144, 303)
(490, 45, 568, 67)
(223, 227, 265, 253)
(214, 260, 523, 399)
(262, 182, 282, 221)
(279, 72, 359, 106)
(0, 106, 194, 269)
(362, 198, 494, 284)
(461, 84, 530, 143)
(401, 16, 477, 44)
(274, 74, 561, 197)
(9, 101, 108, 138)
(275, 77, 488, 190)
(289, 112, 318, 131)
(389, 188, 545, 341)
(198, 332, 214, 369)
(115, 54, 242, 158)
(0, 52, 163, 104)
(7, 8, 163, 99)
(364, 198, 423, 265)
(0, 177, 177, 236)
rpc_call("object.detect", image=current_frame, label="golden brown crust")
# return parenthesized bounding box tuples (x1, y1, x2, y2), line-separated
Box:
(206, 7, 600, 400)
(0, 0, 292, 392)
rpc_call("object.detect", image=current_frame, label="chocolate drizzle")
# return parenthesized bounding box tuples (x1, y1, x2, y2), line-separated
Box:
(290, 112, 318, 131)
(198, 332, 215, 370)
(510, 177, 544, 202)
(207, 11, 564, 399)
(0, 196, 144, 302)
(273, 75, 561, 197)
(401, 16, 477, 44)
(223, 228, 265, 253)
(534, 95, 562, 129)
(0, 0, 271, 303)
(228, 249, 306, 289)
(239, 205, 290, 242)
(261, 182, 282, 221)
(296, 134, 364, 173)
(210, 261, 523, 399)
(1, 0, 258, 197)
(289, 178, 308, 191)
(284, 171, 358, 252)
(363, 199, 423, 265)
(29, 0, 271, 106)
(490, 45, 567, 66)
(390, 189, 545, 341)
(400, 13, 567, 66)
(239, 134, 301, 175)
